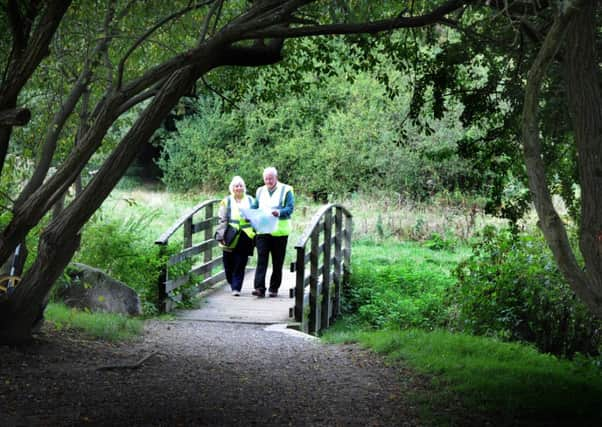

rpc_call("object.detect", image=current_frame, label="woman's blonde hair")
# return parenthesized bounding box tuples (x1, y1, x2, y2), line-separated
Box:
(228, 175, 246, 195)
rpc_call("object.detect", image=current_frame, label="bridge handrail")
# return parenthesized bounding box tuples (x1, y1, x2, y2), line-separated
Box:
(155, 199, 220, 245)
(294, 203, 353, 249)
(154, 198, 222, 312)
(292, 203, 352, 335)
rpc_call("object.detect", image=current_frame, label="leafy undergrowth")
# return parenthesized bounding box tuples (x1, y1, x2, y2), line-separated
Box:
(344, 239, 469, 329)
(323, 325, 602, 426)
(44, 303, 144, 342)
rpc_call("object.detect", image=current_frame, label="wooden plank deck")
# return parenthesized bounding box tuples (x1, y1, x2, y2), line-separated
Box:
(176, 268, 296, 325)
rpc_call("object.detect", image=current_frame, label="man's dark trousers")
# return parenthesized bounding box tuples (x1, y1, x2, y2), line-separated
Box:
(254, 234, 288, 293)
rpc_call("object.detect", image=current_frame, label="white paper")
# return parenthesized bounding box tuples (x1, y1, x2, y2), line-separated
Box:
(240, 207, 278, 234)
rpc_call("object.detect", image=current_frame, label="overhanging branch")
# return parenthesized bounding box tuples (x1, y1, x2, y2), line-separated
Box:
(0, 108, 31, 126)
(241, 0, 468, 39)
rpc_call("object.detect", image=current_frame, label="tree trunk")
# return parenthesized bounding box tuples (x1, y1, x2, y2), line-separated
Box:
(0, 108, 31, 126)
(0, 231, 80, 344)
(521, 0, 602, 317)
(563, 0, 602, 308)
(0, 0, 72, 175)
(0, 62, 210, 343)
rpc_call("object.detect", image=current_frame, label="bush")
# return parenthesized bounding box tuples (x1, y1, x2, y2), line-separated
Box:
(157, 37, 477, 200)
(453, 226, 602, 357)
(343, 240, 461, 330)
(71, 214, 169, 316)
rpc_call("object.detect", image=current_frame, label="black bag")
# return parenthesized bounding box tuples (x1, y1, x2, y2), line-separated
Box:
(223, 224, 240, 247)
(215, 197, 241, 248)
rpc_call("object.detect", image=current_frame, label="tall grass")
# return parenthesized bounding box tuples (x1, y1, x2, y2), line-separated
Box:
(345, 239, 470, 329)
(336, 191, 503, 241)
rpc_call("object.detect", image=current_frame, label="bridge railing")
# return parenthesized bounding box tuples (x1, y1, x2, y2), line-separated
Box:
(155, 199, 222, 312)
(290, 204, 352, 335)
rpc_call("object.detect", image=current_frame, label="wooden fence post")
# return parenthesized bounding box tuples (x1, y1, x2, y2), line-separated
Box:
(184, 217, 193, 249)
(309, 227, 320, 334)
(294, 246, 305, 323)
(321, 208, 332, 329)
(343, 214, 352, 293)
(291, 204, 352, 335)
(333, 207, 343, 316)
(157, 243, 168, 313)
(204, 203, 213, 282)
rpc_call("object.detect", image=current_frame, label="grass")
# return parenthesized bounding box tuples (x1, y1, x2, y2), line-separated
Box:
(45, 302, 144, 341)
(64, 184, 602, 424)
(323, 326, 602, 426)
(326, 236, 602, 425)
(104, 185, 324, 267)
(336, 191, 505, 241)
(347, 239, 470, 329)
(102, 185, 207, 245)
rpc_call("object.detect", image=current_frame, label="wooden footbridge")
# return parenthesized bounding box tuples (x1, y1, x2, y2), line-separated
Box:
(155, 201, 352, 335)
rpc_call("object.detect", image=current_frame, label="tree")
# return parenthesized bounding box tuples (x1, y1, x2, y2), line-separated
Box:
(0, 0, 469, 343)
(1, 0, 601, 344)
(521, 0, 602, 317)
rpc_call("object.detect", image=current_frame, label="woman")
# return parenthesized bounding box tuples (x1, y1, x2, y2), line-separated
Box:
(215, 176, 255, 296)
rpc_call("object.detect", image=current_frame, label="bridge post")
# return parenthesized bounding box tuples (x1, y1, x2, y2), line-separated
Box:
(333, 208, 343, 316)
(203, 204, 214, 283)
(321, 208, 332, 329)
(309, 227, 321, 334)
(294, 246, 305, 323)
(184, 217, 193, 249)
(157, 243, 169, 313)
(343, 214, 352, 297)
(293, 203, 352, 335)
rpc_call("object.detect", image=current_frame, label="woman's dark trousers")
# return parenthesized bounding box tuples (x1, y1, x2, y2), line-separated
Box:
(223, 251, 249, 292)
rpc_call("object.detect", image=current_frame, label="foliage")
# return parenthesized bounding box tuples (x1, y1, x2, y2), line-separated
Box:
(342, 239, 467, 329)
(71, 212, 170, 316)
(323, 327, 602, 425)
(45, 302, 143, 341)
(158, 36, 479, 200)
(453, 226, 602, 357)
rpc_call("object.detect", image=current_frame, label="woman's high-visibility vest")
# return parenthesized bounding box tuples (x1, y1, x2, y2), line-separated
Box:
(219, 195, 255, 249)
(226, 195, 255, 240)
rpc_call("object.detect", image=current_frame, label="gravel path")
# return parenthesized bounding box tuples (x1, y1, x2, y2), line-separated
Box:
(0, 320, 426, 426)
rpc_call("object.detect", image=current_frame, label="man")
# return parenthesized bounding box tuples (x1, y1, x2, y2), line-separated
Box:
(252, 167, 294, 298)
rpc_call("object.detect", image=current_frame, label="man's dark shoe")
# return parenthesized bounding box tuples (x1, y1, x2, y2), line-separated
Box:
(268, 291, 278, 298)
(252, 289, 265, 298)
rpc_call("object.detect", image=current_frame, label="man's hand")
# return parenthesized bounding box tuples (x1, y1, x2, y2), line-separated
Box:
(271, 210, 280, 217)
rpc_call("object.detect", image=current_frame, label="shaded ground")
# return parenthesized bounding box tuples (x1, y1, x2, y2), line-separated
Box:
(0, 320, 435, 426)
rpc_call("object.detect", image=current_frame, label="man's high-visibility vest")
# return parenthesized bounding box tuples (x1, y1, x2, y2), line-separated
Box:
(256, 182, 293, 236)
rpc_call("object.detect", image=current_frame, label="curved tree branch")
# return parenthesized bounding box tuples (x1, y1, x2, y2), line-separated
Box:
(16, 5, 116, 207)
(521, 0, 602, 316)
(0, 108, 31, 126)
(0, 0, 72, 177)
(116, 1, 213, 89)
(241, 0, 469, 39)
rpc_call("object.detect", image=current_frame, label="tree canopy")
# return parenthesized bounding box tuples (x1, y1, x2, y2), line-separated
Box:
(1, 0, 601, 342)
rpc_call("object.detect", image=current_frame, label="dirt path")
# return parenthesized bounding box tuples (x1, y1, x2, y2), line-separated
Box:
(0, 320, 427, 426)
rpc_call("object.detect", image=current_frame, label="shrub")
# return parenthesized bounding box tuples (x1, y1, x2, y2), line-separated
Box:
(157, 37, 478, 200)
(71, 214, 169, 316)
(343, 240, 461, 330)
(453, 226, 602, 357)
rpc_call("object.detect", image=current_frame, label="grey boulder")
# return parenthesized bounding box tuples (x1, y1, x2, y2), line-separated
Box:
(58, 263, 142, 316)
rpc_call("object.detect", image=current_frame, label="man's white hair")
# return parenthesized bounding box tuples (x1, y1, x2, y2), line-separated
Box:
(263, 166, 278, 178)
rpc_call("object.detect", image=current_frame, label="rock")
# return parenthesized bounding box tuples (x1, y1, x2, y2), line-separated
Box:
(57, 263, 142, 316)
